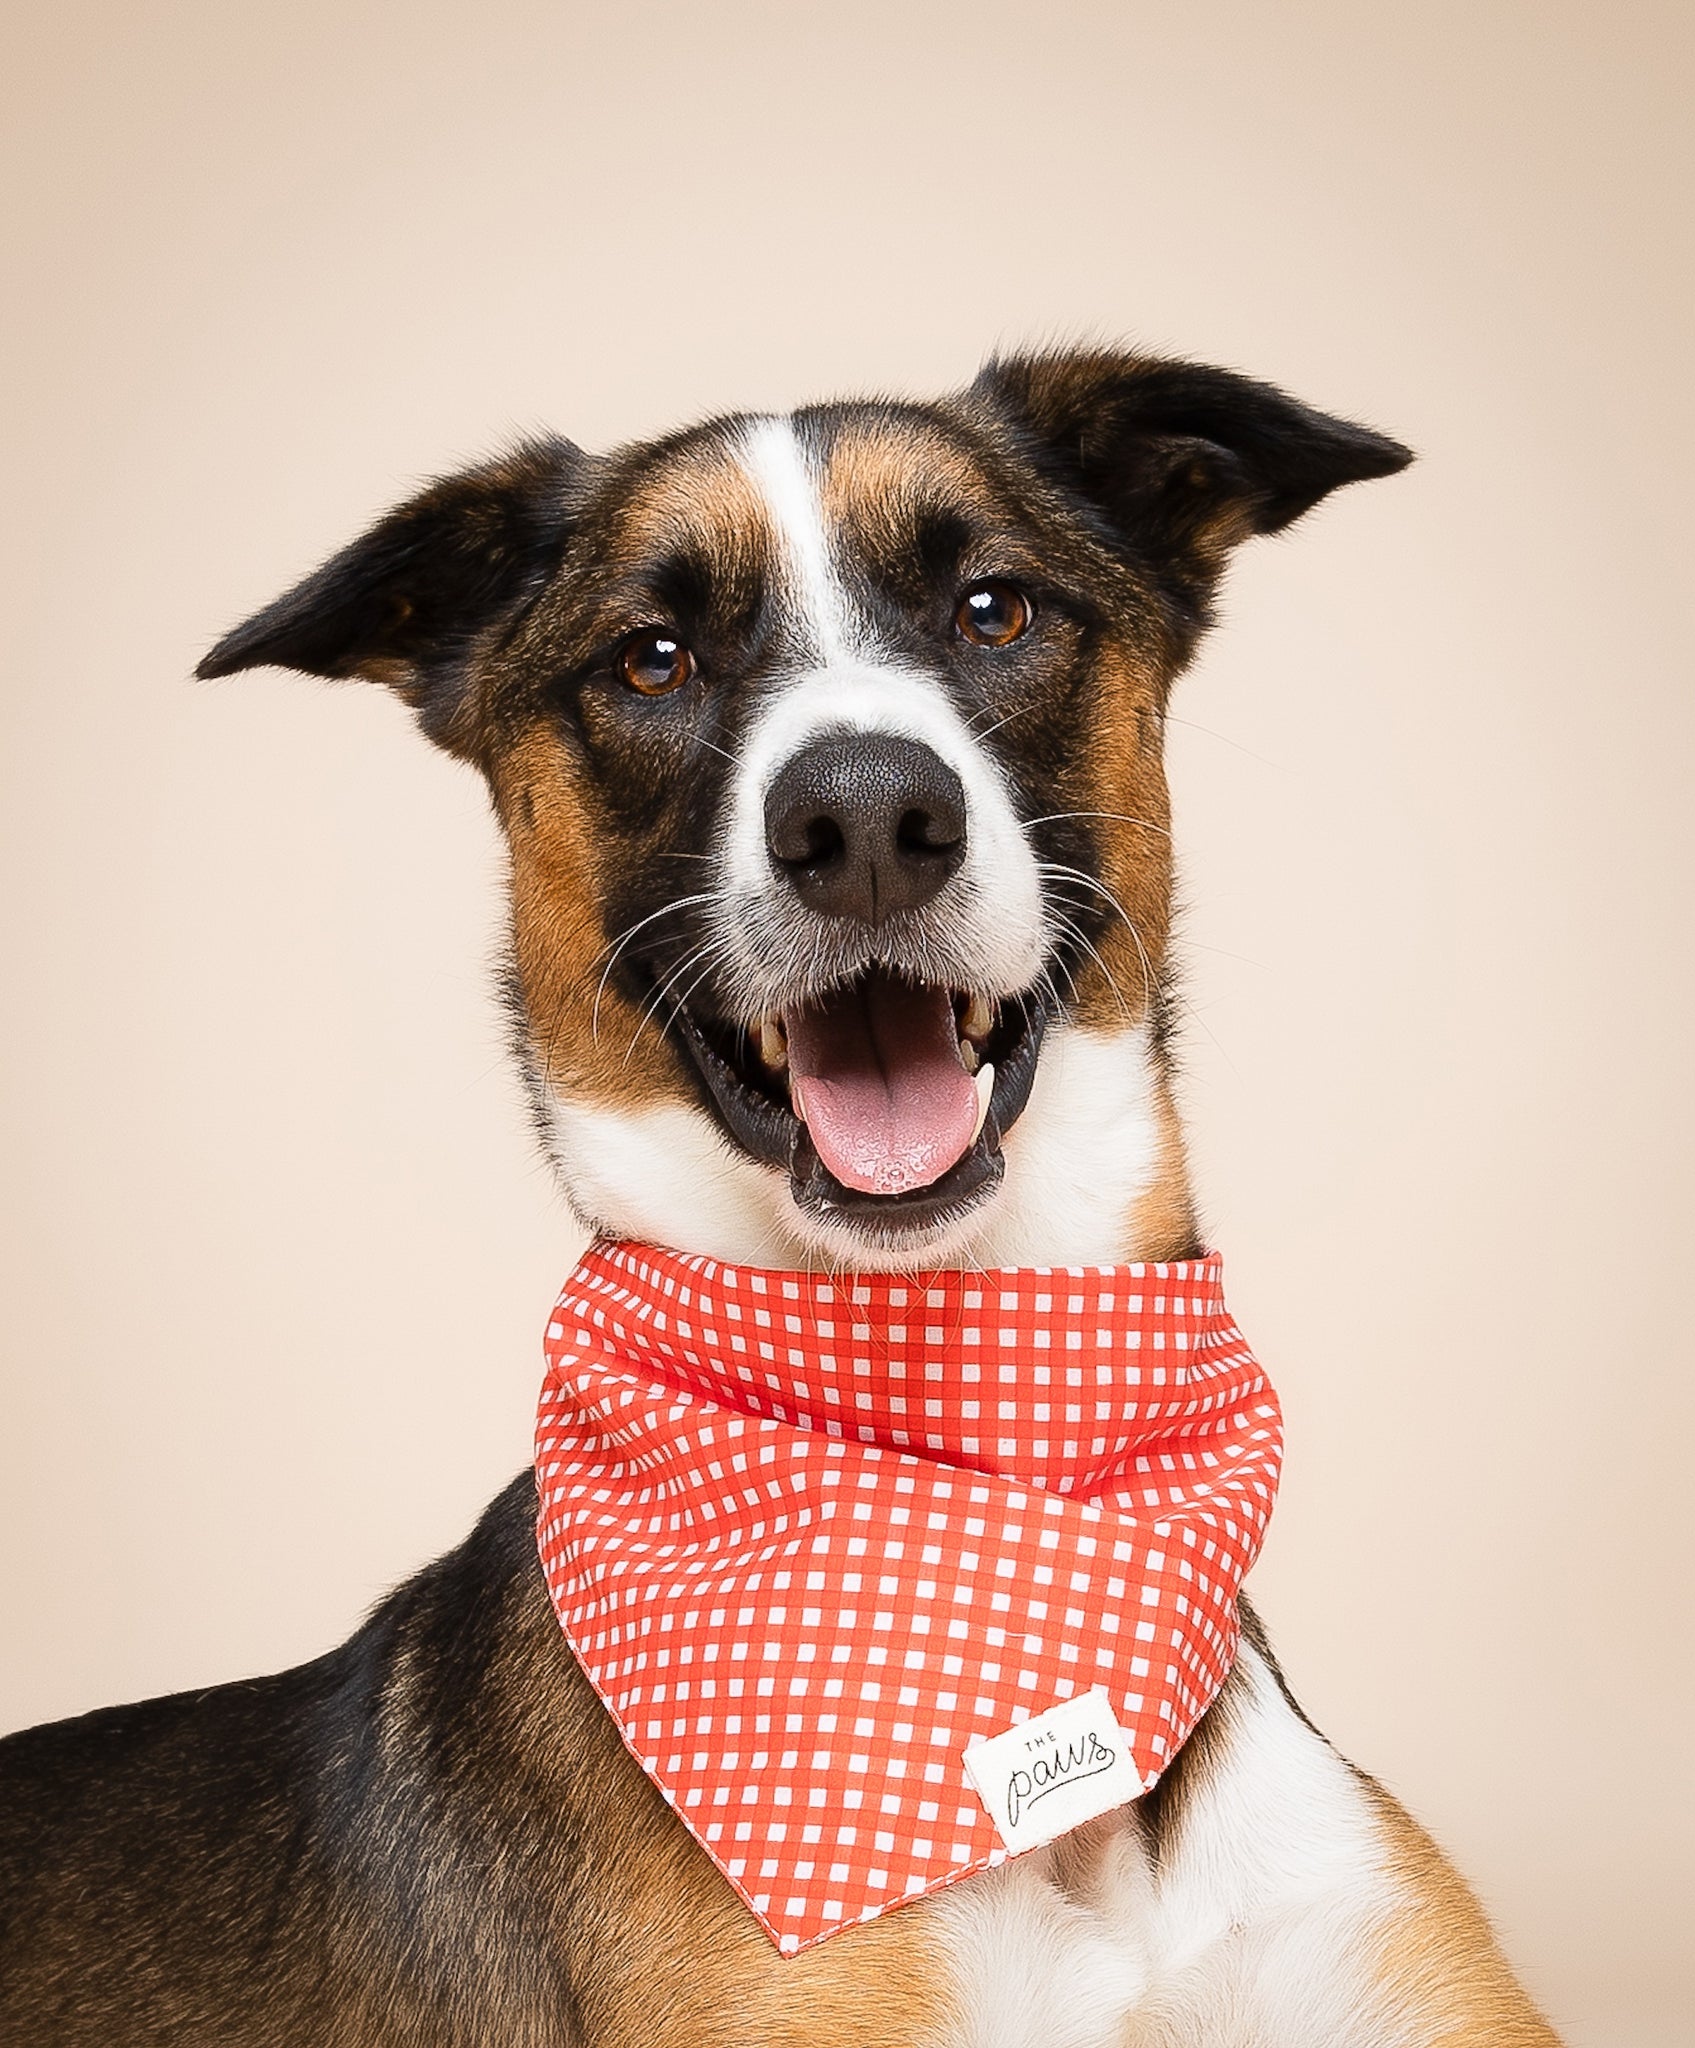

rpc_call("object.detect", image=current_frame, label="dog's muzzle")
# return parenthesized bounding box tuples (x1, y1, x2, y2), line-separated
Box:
(664, 730, 1051, 1247)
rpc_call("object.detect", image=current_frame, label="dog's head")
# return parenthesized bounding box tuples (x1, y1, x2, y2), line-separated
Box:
(202, 351, 1408, 1270)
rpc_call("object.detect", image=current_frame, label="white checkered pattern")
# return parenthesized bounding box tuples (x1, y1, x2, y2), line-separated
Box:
(535, 1243, 1281, 1956)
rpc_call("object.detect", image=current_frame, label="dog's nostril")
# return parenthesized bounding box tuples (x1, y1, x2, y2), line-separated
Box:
(792, 813, 846, 868)
(764, 734, 969, 925)
(897, 804, 963, 857)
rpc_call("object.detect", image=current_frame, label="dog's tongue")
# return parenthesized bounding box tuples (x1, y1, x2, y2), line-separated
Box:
(786, 975, 977, 1196)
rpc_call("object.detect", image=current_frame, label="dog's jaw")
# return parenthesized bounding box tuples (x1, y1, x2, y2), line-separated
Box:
(532, 1014, 1190, 1271)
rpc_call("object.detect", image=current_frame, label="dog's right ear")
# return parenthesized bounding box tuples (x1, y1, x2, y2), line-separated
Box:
(971, 350, 1412, 635)
(197, 437, 586, 759)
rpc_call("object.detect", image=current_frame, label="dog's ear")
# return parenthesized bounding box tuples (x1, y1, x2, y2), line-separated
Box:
(197, 437, 586, 757)
(972, 350, 1412, 622)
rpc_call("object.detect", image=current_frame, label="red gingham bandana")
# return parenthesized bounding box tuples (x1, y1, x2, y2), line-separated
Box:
(535, 1242, 1281, 1956)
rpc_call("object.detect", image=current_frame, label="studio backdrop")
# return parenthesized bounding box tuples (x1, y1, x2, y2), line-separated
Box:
(2, 5, 1689, 2043)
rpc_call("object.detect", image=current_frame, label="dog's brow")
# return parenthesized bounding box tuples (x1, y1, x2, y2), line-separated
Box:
(901, 505, 975, 583)
(608, 440, 776, 570)
(820, 425, 1015, 562)
(643, 548, 741, 625)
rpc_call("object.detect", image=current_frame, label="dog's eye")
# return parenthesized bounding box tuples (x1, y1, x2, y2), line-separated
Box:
(617, 629, 696, 696)
(955, 580, 1033, 647)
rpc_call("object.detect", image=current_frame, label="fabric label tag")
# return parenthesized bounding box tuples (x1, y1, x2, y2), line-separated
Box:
(962, 1689, 1147, 1853)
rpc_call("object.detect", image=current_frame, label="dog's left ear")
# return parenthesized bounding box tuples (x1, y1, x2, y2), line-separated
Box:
(972, 349, 1412, 621)
(197, 436, 585, 759)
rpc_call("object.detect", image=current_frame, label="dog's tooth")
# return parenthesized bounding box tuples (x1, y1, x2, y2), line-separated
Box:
(971, 1062, 995, 1144)
(959, 1037, 979, 1075)
(758, 1017, 788, 1073)
(961, 992, 994, 1043)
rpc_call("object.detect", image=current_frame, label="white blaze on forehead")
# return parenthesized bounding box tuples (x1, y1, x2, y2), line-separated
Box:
(735, 413, 859, 663)
(721, 411, 1048, 1009)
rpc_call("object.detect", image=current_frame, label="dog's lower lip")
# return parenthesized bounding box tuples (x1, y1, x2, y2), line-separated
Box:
(669, 979, 1051, 1235)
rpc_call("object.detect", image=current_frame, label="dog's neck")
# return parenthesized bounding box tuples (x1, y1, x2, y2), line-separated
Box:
(545, 1015, 1199, 1273)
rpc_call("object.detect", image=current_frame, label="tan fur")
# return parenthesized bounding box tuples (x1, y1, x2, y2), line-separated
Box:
(495, 725, 696, 1115)
(1366, 1786, 1563, 2045)
(590, 1838, 954, 2048)
(608, 437, 777, 584)
(484, 1566, 956, 2048)
(1068, 643, 1175, 1036)
(820, 419, 1012, 552)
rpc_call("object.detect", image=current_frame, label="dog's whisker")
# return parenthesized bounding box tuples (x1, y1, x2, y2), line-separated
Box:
(591, 893, 721, 1045)
(588, 891, 721, 976)
(688, 733, 738, 766)
(619, 935, 735, 1065)
(1023, 809, 1174, 842)
(1043, 899, 1133, 1019)
(1163, 713, 1282, 769)
(1035, 863, 1157, 1015)
(964, 701, 1037, 745)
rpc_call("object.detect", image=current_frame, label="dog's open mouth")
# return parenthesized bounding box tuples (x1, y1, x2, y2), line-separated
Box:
(671, 968, 1049, 1239)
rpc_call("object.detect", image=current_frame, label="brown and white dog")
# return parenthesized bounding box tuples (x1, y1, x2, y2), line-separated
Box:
(0, 351, 1562, 2044)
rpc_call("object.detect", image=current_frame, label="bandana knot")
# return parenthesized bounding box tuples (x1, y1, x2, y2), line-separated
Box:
(535, 1241, 1281, 1955)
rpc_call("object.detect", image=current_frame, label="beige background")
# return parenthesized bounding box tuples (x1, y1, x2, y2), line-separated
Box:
(2, 2, 1690, 2039)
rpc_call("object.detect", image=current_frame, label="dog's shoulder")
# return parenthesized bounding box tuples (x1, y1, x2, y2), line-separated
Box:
(0, 1472, 599, 2043)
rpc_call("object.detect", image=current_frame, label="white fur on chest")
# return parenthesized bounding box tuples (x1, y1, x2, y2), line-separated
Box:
(931, 1642, 1405, 2048)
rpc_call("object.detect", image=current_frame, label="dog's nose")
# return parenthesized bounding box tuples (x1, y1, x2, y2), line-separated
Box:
(764, 734, 968, 924)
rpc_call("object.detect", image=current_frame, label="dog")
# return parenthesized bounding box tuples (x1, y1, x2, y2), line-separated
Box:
(0, 349, 1562, 2044)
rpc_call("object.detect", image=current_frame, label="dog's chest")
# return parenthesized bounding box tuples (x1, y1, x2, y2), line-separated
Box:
(923, 1644, 1402, 2048)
